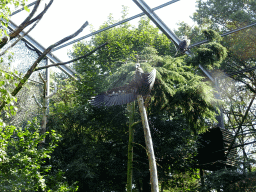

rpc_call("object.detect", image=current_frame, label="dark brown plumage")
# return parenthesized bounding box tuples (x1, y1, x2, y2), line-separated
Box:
(91, 63, 156, 107)
(179, 36, 190, 53)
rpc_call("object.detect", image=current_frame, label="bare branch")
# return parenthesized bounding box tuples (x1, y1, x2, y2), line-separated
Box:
(24, 0, 54, 28)
(39, 72, 45, 84)
(35, 42, 108, 71)
(0, 18, 41, 57)
(0, 20, 89, 111)
(0, 0, 41, 48)
(52, 21, 89, 49)
(18, 0, 42, 27)
(0, 0, 54, 49)
(46, 82, 57, 98)
(33, 94, 43, 108)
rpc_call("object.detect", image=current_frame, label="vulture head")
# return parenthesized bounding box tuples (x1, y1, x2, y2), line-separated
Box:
(91, 63, 156, 107)
(179, 36, 190, 53)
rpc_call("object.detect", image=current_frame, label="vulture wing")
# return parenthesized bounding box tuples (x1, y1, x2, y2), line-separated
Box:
(138, 68, 156, 96)
(91, 68, 156, 107)
(90, 81, 138, 107)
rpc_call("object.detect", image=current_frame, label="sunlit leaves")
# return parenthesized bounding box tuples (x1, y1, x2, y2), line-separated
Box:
(0, 118, 77, 191)
(0, 70, 18, 115)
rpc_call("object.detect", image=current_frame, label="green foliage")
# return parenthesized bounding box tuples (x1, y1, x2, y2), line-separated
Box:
(161, 170, 200, 191)
(188, 29, 228, 70)
(53, 7, 235, 190)
(48, 104, 129, 191)
(197, 169, 256, 192)
(193, 0, 256, 28)
(202, 29, 222, 42)
(0, 118, 78, 191)
(0, 70, 18, 116)
(0, 66, 78, 191)
(189, 1, 256, 192)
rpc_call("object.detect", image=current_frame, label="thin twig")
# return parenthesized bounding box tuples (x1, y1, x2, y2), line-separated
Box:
(33, 94, 43, 108)
(24, 0, 54, 28)
(35, 42, 108, 71)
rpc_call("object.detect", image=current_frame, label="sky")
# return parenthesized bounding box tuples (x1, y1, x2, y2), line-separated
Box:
(10, 0, 198, 61)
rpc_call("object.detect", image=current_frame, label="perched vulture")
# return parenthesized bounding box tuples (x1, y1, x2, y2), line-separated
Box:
(178, 36, 190, 53)
(91, 63, 156, 107)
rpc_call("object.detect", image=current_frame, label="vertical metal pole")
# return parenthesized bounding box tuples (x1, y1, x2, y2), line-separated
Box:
(46, 59, 50, 115)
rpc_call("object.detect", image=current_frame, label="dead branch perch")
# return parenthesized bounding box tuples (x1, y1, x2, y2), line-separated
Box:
(0, 0, 41, 47)
(25, 0, 53, 27)
(0, 17, 41, 57)
(0, 0, 53, 49)
(35, 42, 108, 71)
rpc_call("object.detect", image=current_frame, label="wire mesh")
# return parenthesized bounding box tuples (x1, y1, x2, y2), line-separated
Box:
(1, 36, 47, 128)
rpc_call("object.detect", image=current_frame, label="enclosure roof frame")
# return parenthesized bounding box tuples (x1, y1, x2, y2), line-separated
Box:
(8, 20, 77, 79)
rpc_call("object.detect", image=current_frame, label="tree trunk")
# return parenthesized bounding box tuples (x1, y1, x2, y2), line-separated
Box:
(39, 96, 47, 148)
(200, 168, 205, 191)
(137, 95, 159, 192)
(127, 101, 135, 192)
(39, 74, 47, 149)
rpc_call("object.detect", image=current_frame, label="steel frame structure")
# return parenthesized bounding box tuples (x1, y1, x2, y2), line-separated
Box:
(9, 0, 255, 81)
(8, 20, 77, 78)
(52, 0, 180, 52)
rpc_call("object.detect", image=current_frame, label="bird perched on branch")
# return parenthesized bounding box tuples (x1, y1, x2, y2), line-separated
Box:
(91, 63, 156, 107)
(178, 35, 191, 53)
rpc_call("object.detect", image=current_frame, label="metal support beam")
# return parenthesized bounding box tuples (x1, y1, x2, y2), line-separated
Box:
(132, 0, 215, 80)
(8, 20, 77, 79)
(214, 78, 225, 129)
(52, 0, 180, 52)
(46, 58, 50, 115)
(132, 0, 181, 47)
(199, 64, 214, 82)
